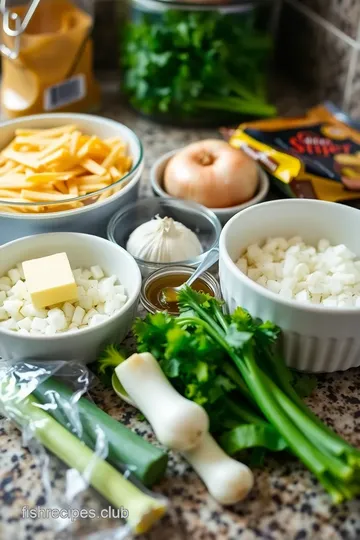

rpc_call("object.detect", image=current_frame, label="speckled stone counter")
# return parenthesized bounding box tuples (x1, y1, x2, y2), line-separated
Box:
(0, 80, 360, 540)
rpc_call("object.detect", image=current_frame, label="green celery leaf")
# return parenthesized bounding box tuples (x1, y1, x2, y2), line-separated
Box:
(225, 323, 253, 349)
(220, 423, 288, 455)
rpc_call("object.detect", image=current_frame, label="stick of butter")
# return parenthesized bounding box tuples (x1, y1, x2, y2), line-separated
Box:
(22, 252, 78, 309)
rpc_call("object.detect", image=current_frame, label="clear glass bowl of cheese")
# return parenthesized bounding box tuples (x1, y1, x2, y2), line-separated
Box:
(0, 113, 144, 244)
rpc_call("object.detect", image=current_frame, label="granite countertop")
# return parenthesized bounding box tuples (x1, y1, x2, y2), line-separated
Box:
(0, 80, 360, 540)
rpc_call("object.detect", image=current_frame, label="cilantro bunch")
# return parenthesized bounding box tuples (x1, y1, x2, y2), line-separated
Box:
(134, 288, 360, 502)
(122, 10, 276, 121)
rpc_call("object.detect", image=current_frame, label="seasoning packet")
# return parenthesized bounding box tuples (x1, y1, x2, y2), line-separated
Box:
(228, 102, 360, 203)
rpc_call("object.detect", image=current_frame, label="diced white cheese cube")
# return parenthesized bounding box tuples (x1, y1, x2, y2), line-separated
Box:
(295, 290, 310, 304)
(0, 307, 8, 320)
(18, 317, 32, 331)
(82, 308, 98, 325)
(81, 269, 92, 280)
(115, 293, 127, 305)
(72, 306, 85, 326)
(1, 318, 18, 331)
(236, 258, 248, 274)
(104, 300, 116, 315)
(90, 265, 104, 280)
(0, 290, 6, 304)
(3, 299, 23, 316)
(87, 287, 100, 306)
(8, 268, 21, 285)
(78, 295, 93, 311)
(18, 328, 29, 336)
(90, 314, 108, 326)
(267, 280, 282, 294)
(247, 268, 262, 282)
(45, 325, 57, 336)
(63, 302, 75, 320)
(16, 263, 25, 280)
(73, 268, 83, 280)
(113, 285, 125, 295)
(48, 308, 67, 331)
(0, 283, 11, 292)
(96, 303, 105, 314)
(11, 280, 28, 300)
(31, 317, 48, 332)
(0, 276, 11, 286)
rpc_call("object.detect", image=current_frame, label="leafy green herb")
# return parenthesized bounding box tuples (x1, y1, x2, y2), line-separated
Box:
(89, 344, 127, 387)
(122, 10, 276, 120)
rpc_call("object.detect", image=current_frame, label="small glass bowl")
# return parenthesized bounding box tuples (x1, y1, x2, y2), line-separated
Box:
(140, 265, 221, 315)
(107, 197, 222, 277)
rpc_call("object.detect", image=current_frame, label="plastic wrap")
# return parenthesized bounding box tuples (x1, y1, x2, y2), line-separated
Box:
(0, 359, 168, 538)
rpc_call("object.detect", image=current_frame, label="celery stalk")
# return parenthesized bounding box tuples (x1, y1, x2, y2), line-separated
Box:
(0, 389, 166, 534)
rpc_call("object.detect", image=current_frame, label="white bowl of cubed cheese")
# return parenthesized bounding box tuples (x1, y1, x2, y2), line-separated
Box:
(219, 199, 360, 372)
(0, 232, 141, 363)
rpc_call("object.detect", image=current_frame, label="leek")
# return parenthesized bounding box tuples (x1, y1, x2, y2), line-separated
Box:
(0, 386, 166, 535)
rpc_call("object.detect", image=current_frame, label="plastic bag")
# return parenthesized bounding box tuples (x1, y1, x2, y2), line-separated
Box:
(228, 101, 360, 205)
(0, 359, 168, 538)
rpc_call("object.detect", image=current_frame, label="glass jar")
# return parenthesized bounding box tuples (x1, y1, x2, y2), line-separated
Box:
(121, 0, 278, 125)
(0, 0, 101, 118)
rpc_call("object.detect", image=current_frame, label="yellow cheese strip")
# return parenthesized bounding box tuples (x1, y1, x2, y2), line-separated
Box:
(110, 166, 121, 180)
(98, 189, 112, 202)
(1, 149, 40, 169)
(0, 205, 23, 213)
(0, 189, 26, 198)
(16, 125, 77, 139)
(21, 190, 74, 202)
(54, 181, 68, 194)
(0, 174, 30, 189)
(81, 158, 107, 176)
(43, 201, 83, 212)
(102, 142, 125, 169)
(37, 134, 71, 160)
(78, 174, 112, 184)
(68, 180, 79, 196)
(80, 183, 110, 193)
(37, 148, 69, 166)
(26, 172, 62, 184)
(69, 131, 81, 155)
(77, 135, 97, 158)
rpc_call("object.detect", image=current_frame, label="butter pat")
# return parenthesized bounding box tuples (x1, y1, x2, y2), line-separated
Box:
(22, 252, 78, 309)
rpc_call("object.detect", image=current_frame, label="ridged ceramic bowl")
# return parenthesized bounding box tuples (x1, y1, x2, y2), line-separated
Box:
(219, 199, 360, 373)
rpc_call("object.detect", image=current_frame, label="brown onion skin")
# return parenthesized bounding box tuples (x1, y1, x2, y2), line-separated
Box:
(163, 139, 258, 208)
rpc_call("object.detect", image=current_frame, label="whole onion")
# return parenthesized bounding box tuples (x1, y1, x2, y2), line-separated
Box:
(164, 139, 259, 209)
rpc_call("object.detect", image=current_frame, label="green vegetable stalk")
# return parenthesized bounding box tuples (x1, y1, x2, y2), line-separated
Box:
(122, 10, 276, 121)
(33, 377, 168, 487)
(0, 382, 166, 534)
(133, 288, 360, 502)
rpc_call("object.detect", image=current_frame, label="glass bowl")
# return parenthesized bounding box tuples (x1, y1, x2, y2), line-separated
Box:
(140, 265, 221, 315)
(107, 197, 222, 277)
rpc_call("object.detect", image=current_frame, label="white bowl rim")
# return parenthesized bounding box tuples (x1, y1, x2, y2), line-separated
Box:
(0, 113, 144, 219)
(0, 232, 142, 340)
(220, 198, 360, 315)
(151, 147, 270, 214)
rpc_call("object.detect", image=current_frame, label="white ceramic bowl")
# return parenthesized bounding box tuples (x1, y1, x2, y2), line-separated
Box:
(151, 149, 270, 224)
(219, 199, 360, 372)
(0, 114, 143, 245)
(0, 233, 142, 363)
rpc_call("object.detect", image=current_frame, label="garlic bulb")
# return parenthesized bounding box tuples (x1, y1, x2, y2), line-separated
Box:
(126, 215, 203, 263)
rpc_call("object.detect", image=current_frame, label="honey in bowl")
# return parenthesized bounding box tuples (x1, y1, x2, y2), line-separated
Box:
(145, 273, 215, 315)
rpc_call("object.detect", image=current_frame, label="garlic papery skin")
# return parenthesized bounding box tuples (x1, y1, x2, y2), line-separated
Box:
(126, 215, 203, 263)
